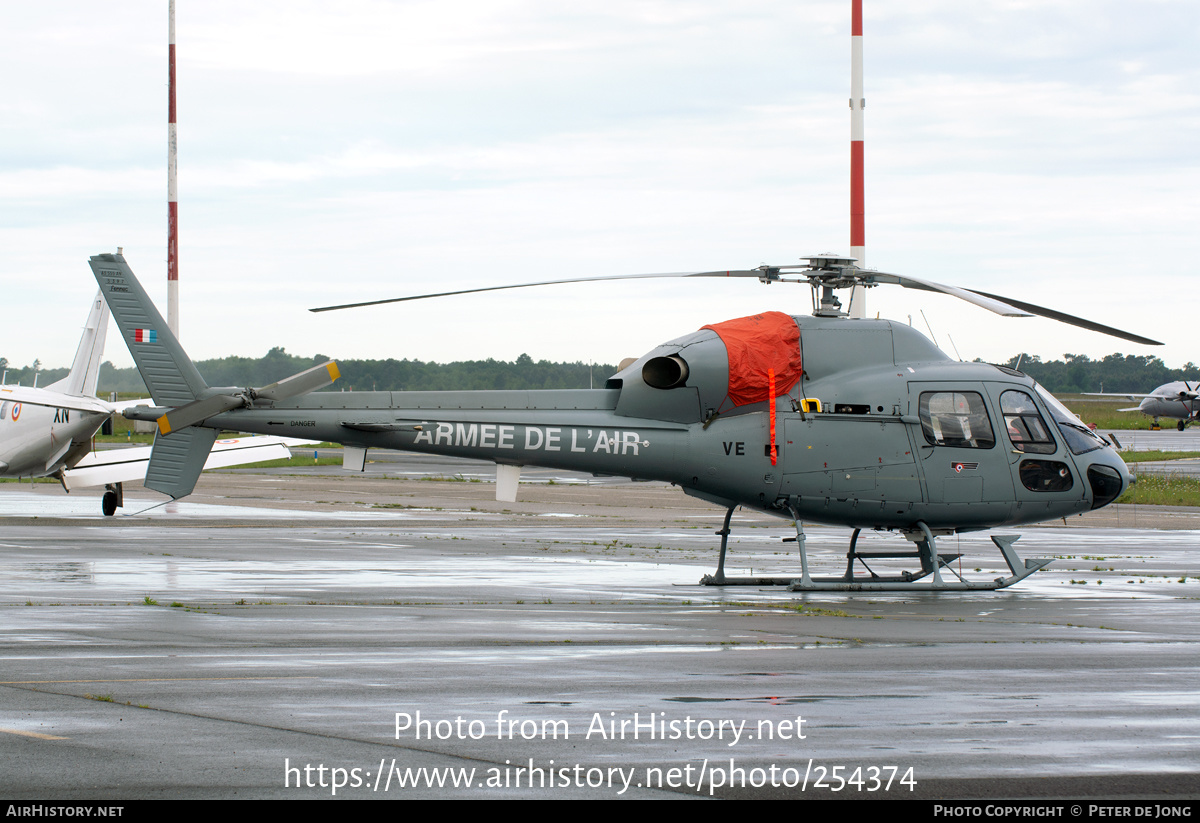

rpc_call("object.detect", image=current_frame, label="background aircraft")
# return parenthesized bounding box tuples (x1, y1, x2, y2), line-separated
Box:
(1, 291, 293, 514)
(1, 291, 114, 486)
(1088, 382, 1200, 431)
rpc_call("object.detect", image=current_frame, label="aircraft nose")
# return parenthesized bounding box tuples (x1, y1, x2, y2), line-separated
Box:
(1085, 454, 1129, 510)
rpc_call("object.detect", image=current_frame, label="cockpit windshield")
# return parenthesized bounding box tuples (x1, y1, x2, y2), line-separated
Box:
(1034, 383, 1108, 455)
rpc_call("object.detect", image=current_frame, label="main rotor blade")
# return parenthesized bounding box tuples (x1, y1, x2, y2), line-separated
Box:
(867, 272, 1033, 317)
(309, 270, 766, 312)
(869, 272, 1161, 346)
(308, 261, 1162, 346)
(965, 289, 1163, 346)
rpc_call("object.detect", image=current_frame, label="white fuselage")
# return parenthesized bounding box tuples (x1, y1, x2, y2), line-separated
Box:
(0, 389, 108, 477)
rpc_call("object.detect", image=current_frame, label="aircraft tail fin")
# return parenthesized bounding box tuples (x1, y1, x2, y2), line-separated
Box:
(89, 252, 209, 406)
(46, 291, 110, 398)
(91, 251, 340, 500)
(91, 251, 214, 499)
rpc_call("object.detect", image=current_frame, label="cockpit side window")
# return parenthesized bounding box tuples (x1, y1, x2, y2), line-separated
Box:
(919, 391, 995, 449)
(1001, 390, 1056, 454)
(0, 401, 7, 420)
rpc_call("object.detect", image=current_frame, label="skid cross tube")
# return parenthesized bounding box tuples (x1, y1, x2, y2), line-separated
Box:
(699, 508, 1054, 591)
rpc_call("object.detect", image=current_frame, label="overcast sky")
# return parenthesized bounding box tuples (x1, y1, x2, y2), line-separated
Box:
(2, 1, 1197, 377)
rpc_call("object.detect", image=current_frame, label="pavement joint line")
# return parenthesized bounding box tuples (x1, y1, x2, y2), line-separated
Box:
(7, 691, 520, 770)
(1, 676, 317, 684)
(0, 727, 69, 740)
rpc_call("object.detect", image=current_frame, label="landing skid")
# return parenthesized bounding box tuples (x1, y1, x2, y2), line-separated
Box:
(699, 507, 1053, 592)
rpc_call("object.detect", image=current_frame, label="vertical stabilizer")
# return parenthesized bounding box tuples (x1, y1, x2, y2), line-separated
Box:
(90, 252, 208, 406)
(145, 427, 219, 499)
(46, 291, 109, 398)
(92, 251, 216, 501)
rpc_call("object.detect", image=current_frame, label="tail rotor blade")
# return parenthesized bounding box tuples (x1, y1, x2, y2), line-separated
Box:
(156, 362, 342, 435)
(157, 394, 245, 435)
(255, 361, 341, 402)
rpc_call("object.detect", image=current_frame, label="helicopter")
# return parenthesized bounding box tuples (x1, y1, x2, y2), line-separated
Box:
(93, 249, 1158, 591)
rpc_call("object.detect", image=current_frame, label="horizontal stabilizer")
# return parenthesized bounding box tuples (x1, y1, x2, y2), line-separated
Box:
(61, 436, 293, 491)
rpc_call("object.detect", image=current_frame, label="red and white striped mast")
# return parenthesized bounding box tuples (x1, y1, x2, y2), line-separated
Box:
(849, 0, 866, 318)
(167, 0, 180, 338)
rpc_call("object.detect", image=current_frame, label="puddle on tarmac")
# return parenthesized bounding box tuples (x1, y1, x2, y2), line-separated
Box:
(0, 490, 427, 520)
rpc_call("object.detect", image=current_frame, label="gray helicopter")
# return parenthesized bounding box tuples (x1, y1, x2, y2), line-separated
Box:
(94, 251, 1159, 592)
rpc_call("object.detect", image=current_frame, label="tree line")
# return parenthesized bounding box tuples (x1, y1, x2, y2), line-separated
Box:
(1001, 353, 1199, 394)
(0, 349, 618, 395)
(2, 349, 1195, 396)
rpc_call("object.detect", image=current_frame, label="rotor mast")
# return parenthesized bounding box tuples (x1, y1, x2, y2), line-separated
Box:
(848, 0, 866, 318)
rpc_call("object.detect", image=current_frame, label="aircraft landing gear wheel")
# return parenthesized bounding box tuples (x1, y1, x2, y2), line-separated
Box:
(102, 490, 118, 517)
(1179, 420, 1186, 431)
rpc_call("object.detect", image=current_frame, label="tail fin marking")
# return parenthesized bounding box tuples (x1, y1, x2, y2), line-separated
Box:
(89, 253, 207, 406)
